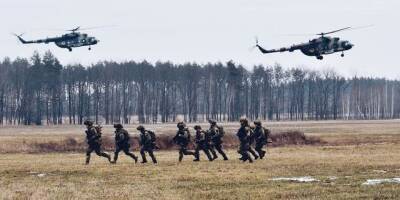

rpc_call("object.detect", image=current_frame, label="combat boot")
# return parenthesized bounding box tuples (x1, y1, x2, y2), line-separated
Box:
(151, 156, 157, 164)
(260, 151, 266, 159)
(85, 155, 90, 165)
(178, 152, 184, 162)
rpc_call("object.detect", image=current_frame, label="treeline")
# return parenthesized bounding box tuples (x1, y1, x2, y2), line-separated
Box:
(0, 51, 399, 125)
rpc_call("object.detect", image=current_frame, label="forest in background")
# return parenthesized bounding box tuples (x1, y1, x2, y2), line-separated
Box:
(0, 51, 399, 125)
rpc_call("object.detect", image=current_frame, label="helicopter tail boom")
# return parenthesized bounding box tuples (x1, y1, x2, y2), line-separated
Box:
(256, 44, 290, 54)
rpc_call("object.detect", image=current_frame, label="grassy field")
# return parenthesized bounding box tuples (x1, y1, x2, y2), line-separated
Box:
(1, 120, 400, 199)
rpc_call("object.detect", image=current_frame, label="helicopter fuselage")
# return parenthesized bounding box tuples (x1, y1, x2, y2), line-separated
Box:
(299, 36, 353, 58)
(16, 32, 99, 51)
(256, 35, 354, 60)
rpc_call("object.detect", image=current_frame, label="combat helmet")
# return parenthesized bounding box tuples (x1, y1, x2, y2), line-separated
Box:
(239, 117, 248, 125)
(193, 125, 202, 130)
(254, 120, 262, 126)
(114, 123, 123, 129)
(84, 120, 93, 126)
(177, 122, 186, 128)
(208, 119, 217, 125)
(136, 125, 145, 131)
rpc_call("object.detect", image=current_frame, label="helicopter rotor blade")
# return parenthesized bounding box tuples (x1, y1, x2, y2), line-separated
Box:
(66, 26, 81, 32)
(78, 25, 117, 31)
(317, 27, 351, 36)
(316, 25, 373, 36)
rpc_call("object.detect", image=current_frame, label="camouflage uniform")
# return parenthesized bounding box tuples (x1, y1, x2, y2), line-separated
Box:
(173, 122, 195, 162)
(84, 120, 111, 164)
(208, 120, 229, 160)
(236, 118, 253, 163)
(137, 125, 157, 164)
(253, 120, 270, 159)
(193, 125, 213, 161)
(248, 126, 259, 160)
(112, 124, 138, 164)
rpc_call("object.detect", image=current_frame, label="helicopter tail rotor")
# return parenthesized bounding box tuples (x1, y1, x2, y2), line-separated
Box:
(12, 33, 28, 44)
(249, 36, 260, 51)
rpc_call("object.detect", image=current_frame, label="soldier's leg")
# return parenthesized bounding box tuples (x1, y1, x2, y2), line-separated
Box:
(86, 147, 93, 165)
(147, 148, 157, 163)
(255, 142, 266, 159)
(94, 147, 111, 163)
(209, 145, 218, 159)
(122, 147, 138, 163)
(193, 145, 200, 161)
(238, 143, 246, 161)
(202, 146, 213, 161)
(140, 147, 147, 163)
(182, 146, 195, 156)
(246, 151, 253, 163)
(113, 147, 121, 164)
(248, 146, 259, 160)
(178, 147, 184, 162)
(215, 143, 228, 160)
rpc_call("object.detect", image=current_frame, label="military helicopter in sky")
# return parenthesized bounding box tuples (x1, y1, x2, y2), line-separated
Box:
(14, 26, 100, 52)
(254, 27, 358, 60)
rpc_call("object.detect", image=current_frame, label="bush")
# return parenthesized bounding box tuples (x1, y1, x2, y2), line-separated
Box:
(25, 130, 324, 153)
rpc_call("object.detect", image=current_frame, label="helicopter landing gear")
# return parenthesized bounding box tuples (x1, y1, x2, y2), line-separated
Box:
(317, 55, 323, 60)
(341, 52, 344, 57)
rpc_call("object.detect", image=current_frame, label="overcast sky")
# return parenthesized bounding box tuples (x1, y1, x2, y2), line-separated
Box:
(1, 0, 399, 78)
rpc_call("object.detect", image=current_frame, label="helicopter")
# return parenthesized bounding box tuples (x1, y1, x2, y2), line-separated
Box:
(255, 27, 357, 60)
(14, 26, 99, 52)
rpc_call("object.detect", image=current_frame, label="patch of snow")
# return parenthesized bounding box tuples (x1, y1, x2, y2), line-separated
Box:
(362, 178, 400, 185)
(270, 176, 319, 183)
(37, 173, 46, 177)
(372, 170, 387, 173)
(327, 176, 337, 180)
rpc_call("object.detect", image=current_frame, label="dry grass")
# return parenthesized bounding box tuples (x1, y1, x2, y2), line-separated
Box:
(1, 146, 400, 199)
(1, 120, 400, 199)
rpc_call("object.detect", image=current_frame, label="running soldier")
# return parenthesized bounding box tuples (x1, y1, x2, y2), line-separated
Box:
(236, 118, 253, 163)
(173, 122, 195, 162)
(137, 125, 157, 164)
(83, 120, 112, 165)
(208, 119, 229, 160)
(253, 120, 270, 159)
(112, 124, 138, 164)
(193, 125, 213, 161)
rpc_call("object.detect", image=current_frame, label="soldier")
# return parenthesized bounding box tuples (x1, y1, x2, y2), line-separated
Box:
(137, 125, 157, 164)
(83, 120, 111, 165)
(236, 118, 253, 163)
(208, 119, 229, 160)
(193, 125, 213, 162)
(173, 122, 195, 162)
(253, 120, 270, 159)
(112, 124, 138, 164)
